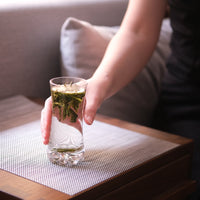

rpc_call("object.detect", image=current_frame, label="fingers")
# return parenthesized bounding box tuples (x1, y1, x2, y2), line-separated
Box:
(53, 106, 83, 133)
(84, 98, 98, 125)
(41, 109, 49, 145)
(83, 79, 104, 125)
(41, 97, 52, 145)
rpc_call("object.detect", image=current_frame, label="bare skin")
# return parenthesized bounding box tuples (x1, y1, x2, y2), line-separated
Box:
(41, 0, 167, 144)
(41, 97, 52, 144)
(41, 96, 84, 144)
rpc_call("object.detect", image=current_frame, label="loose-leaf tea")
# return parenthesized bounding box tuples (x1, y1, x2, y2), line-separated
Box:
(53, 147, 83, 153)
(51, 84, 85, 123)
(48, 77, 87, 166)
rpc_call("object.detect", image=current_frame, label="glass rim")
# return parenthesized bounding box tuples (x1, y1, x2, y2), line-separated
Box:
(49, 76, 87, 87)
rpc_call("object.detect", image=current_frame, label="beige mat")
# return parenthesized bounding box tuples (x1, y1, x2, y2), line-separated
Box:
(0, 96, 179, 195)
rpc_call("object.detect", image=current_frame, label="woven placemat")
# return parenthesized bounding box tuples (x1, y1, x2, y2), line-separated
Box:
(0, 118, 179, 195)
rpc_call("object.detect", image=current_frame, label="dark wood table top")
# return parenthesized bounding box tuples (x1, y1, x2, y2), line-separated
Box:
(0, 96, 196, 200)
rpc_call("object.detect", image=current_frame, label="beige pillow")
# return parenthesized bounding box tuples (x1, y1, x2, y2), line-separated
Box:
(60, 17, 171, 125)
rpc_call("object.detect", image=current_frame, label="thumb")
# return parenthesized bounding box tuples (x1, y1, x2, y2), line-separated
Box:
(84, 98, 98, 125)
(83, 78, 106, 125)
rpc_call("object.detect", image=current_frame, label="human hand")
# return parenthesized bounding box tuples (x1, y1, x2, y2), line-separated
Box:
(40, 78, 106, 145)
(83, 78, 105, 125)
(41, 96, 84, 145)
(41, 97, 52, 145)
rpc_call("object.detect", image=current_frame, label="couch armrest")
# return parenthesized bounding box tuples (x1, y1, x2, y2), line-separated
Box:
(0, 0, 128, 100)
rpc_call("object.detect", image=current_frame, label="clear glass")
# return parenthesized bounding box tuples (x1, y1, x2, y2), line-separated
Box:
(47, 77, 87, 166)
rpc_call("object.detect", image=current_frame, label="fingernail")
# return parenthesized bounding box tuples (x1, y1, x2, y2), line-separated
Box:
(43, 140, 48, 145)
(86, 115, 93, 125)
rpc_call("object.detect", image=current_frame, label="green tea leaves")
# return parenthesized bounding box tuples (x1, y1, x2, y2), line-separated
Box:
(51, 90, 85, 123)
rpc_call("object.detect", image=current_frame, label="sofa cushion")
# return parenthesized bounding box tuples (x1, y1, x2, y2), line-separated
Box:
(60, 17, 172, 125)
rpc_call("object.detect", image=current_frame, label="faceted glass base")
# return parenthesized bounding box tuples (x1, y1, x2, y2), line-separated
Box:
(47, 149, 84, 166)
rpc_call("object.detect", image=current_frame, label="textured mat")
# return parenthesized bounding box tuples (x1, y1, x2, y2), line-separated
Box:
(0, 96, 179, 195)
(0, 118, 179, 195)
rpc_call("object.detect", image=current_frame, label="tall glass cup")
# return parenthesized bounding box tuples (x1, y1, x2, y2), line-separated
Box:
(47, 77, 87, 166)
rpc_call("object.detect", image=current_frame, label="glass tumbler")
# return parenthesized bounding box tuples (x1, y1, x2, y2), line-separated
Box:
(47, 77, 87, 166)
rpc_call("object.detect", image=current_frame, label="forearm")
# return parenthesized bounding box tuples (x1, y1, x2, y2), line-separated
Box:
(84, 0, 167, 125)
(92, 28, 159, 99)
(91, 0, 167, 100)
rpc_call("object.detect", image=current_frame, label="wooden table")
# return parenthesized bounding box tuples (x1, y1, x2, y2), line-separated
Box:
(0, 96, 196, 200)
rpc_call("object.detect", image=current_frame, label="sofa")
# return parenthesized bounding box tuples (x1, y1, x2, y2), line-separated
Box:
(0, 0, 172, 126)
